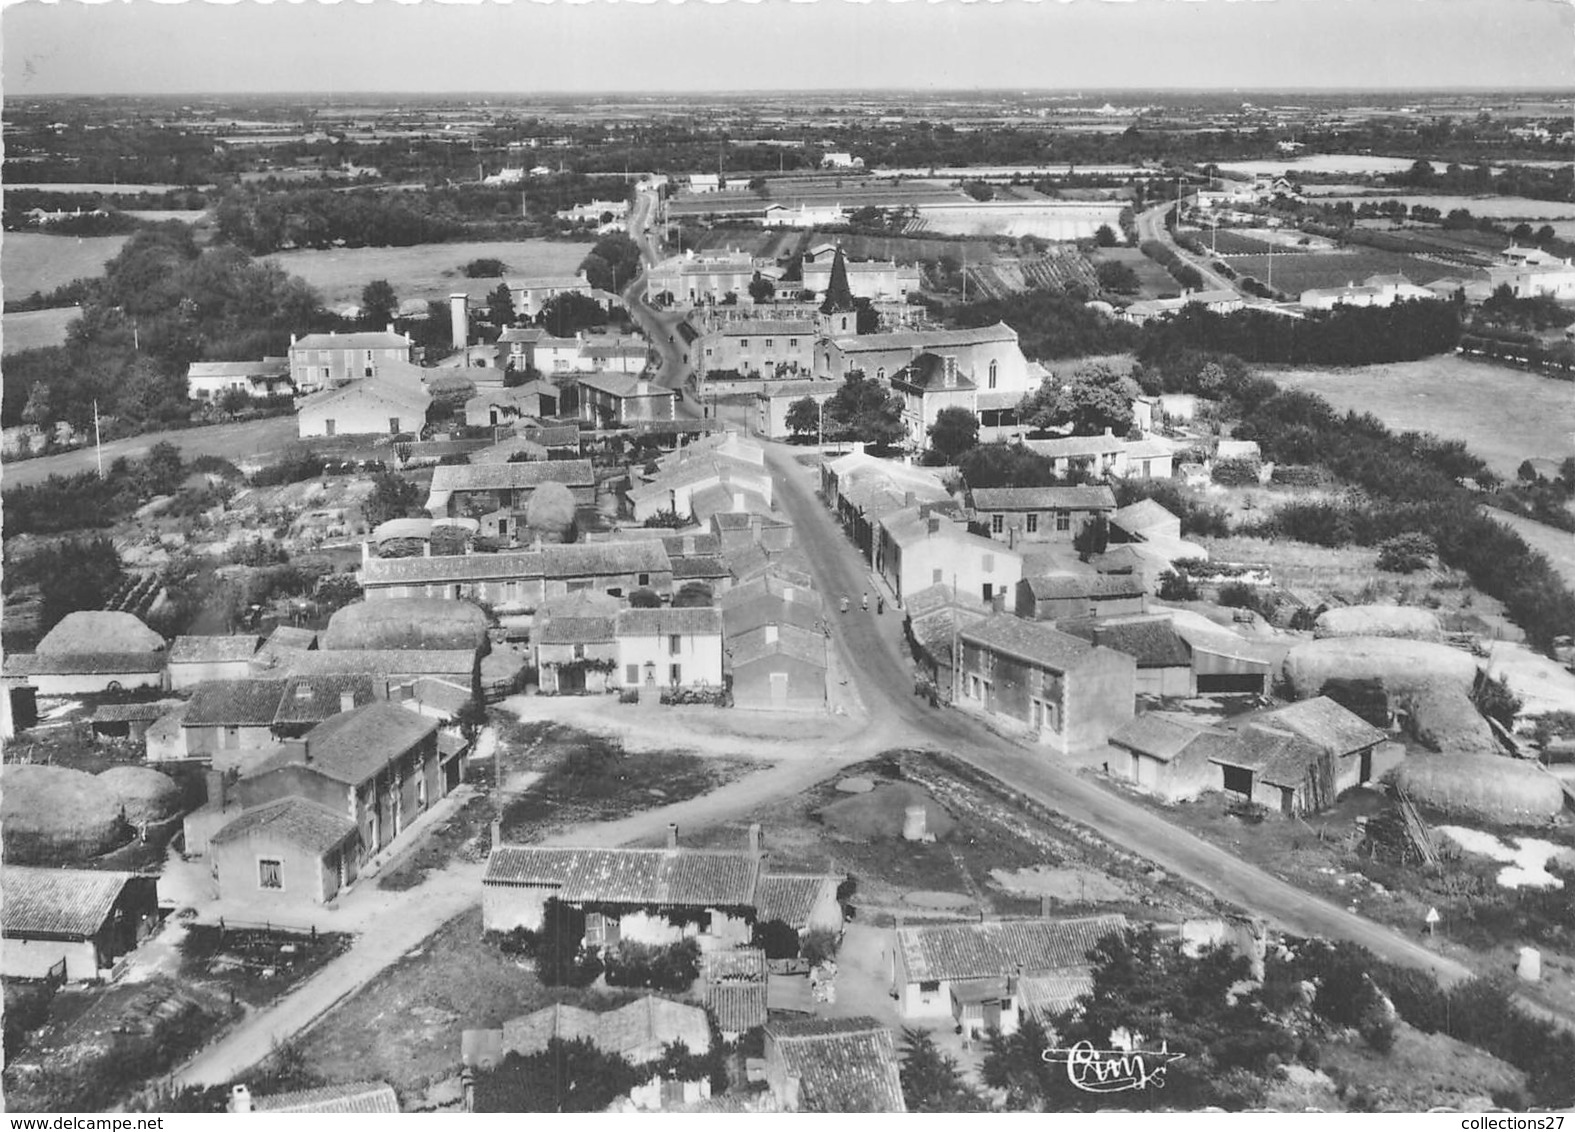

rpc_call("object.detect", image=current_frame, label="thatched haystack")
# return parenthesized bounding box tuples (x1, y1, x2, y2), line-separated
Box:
(36, 611, 164, 656)
(1314, 605, 1443, 642)
(323, 598, 488, 651)
(1400, 685, 1498, 757)
(1392, 756, 1565, 825)
(98, 765, 184, 825)
(2, 765, 131, 863)
(525, 482, 578, 543)
(1282, 637, 1478, 700)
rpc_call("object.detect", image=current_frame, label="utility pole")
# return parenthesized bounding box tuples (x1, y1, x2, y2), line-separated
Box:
(93, 399, 104, 479)
(951, 573, 961, 706)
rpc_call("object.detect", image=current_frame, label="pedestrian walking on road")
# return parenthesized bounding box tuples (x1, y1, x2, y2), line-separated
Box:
(840, 597, 849, 614)
(861, 591, 869, 611)
(877, 596, 885, 615)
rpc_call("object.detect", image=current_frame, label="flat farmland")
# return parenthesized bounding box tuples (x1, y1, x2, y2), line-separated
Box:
(262, 239, 592, 306)
(688, 225, 998, 266)
(1314, 195, 1575, 221)
(1092, 248, 1177, 298)
(1223, 249, 1459, 290)
(3, 306, 80, 354)
(2, 232, 131, 296)
(1269, 355, 1575, 479)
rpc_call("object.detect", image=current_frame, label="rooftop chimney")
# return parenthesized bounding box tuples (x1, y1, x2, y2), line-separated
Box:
(667, 822, 679, 849)
(490, 818, 502, 851)
(340, 690, 357, 713)
(782, 585, 795, 603)
(927, 516, 941, 536)
(228, 1086, 253, 1114)
(387, 322, 396, 335)
(732, 492, 745, 512)
(747, 822, 761, 853)
(206, 769, 227, 811)
(683, 535, 696, 555)
(943, 356, 958, 389)
(765, 624, 779, 644)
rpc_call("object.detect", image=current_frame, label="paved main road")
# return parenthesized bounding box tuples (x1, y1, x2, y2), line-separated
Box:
(1, 414, 301, 490)
(762, 441, 1485, 987)
(1134, 200, 1239, 295)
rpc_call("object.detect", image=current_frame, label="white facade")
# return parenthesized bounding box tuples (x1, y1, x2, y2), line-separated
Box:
(614, 625, 725, 690)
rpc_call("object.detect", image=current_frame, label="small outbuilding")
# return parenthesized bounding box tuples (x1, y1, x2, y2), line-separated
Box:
(1, 866, 160, 982)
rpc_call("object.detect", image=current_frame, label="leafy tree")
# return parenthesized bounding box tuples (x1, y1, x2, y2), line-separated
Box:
(20, 381, 54, 428)
(539, 292, 610, 338)
(1073, 513, 1109, 559)
(487, 283, 517, 328)
(464, 257, 507, 278)
(361, 471, 422, 528)
(958, 443, 1059, 490)
(35, 537, 125, 636)
(360, 279, 398, 328)
(1472, 670, 1523, 731)
(1018, 366, 1135, 437)
(580, 233, 641, 293)
(900, 1028, 988, 1112)
(1375, 531, 1436, 573)
(526, 481, 579, 542)
(785, 396, 822, 441)
(1094, 223, 1120, 247)
(1095, 260, 1140, 294)
(748, 274, 776, 304)
(822, 370, 905, 450)
(671, 583, 714, 608)
(628, 588, 662, 608)
(926, 406, 979, 463)
(474, 1040, 641, 1112)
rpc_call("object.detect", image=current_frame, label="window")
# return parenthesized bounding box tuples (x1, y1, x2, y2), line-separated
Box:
(982, 582, 994, 603)
(705, 348, 713, 358)
(765, 338, 774, 349)
(669, 663, 683, 685)
(389, 417, 400, 434)
(877, 367, 886, 382)
(919, 980, 941, 995)
(1056, 511, 1071, 532)
(258, 859, 283, 890)
(638, 573, 650, 586)
(366, 350, 375, 361)
(573, 644, 585, 660)
(933, 568, 944, 585)
(988, 360, 998, 389)
(739, 338, 749, 348)
(1222, 765, 1254, 796)
(789, 338, 799, 348)
(669, 634, 682, 656)
(626, 664, 639, 684)
(1026, 513, 1039, 534)
(991, 514, 1004, 534)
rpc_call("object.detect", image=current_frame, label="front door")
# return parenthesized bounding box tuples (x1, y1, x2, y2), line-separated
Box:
(770, 671, 788, 705)
(559, 665, 585, 693)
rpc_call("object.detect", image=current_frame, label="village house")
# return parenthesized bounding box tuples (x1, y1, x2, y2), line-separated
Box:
(548, 541, 676, 600)
(904, 584, 991, 704)
(497, 327, 581, 374)
(577, 374, 677, 428)
(208, 796, 361, 907)
(185, 358, 292, 403)
(270, 675, 381, 738)
(168, 635, 263, 690)
(180, 679, 289, 761)
(762, 202, 848, 229)
(890, 915, 1126, 1036)
(877, 508, 1024, 608)
(256, 647, 482, 689)
(888, 353, 980, 450)
(1107, 714, 1223, 802)
(820, 449, 953, 566)
(1014, 573, 1148, 622)
(971, 485, 1117, 545)
(629, 442, 773, 524)
(644, 248, 770, 305)
(800, 252, 920, 304)
(359, 550, 545, 608)
(814, 322, 1028, 387)
(956, 615, 1137, 753)
(761, 1017, 906, 1113)
(1118, 290, 1244, 325)
(2, 610, 167, 697)
(614, 607, 724, 691)
(506, 271, 602, 319)
(288, 329, 414, 394)
(726, 621, 828, 712)
(534, 608, 618, 695)
(463, 383, 558, 428)
(755, 379, 839, 440)
(1, 867, 161, 982)
(424, 459, 596, 533)
(1300, 273, 1435, 310)
(296, 379, 431, 439)
(696, 319, 816, 377)
(1488, 245, 1575, 301)
(228, 1083, 401, 1115)
(1059, 615, 1196, 697)
(1208, 696, 1398, 815)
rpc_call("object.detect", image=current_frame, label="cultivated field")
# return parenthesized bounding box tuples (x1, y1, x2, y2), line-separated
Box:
(1313, 194, 1575, 221)
(262, 239, 593, 306)
(3, 306, 80, 354)
(1269, 355, 1575, 479)
(686, 225, 999, 267)
(1215, 155, 1424, 176)
(5, 182, 209, 194)
(1222, 249, 1460, 291)
(1, 232, 131, 296)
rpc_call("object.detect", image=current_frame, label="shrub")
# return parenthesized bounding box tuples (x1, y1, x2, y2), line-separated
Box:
(1376, 531, 1436, 573)
(628, 588, 662, 609)
(802, 928, 841, 967)
(603, 938, 700, 992)
(1212, 456, 1262, 486)
(1157, 569, 1199, 601)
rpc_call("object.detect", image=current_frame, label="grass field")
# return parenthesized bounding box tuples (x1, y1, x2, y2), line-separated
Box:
(3, 306, 80, 354)
(1222, 249, 1459, 291)
(1269, 355, 1575, 479)
(262, 239, 592, 306)
(1315, 194, 1575, 221)
(687, 225, 998, 267)
(1092, 247, 1178, 298)
(1, 232, 131, 296)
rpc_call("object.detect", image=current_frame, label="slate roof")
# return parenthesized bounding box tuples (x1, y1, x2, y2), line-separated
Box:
(1, 867, 139, 940)
(271, 674, 380, 725)
(1108, 714, 1213, 763)
(896, 915, 1128, 983)
(253, 1082, 400, 1114)
(764, 1017, 906, 1113)
(168, 635, 263, 665)
(298, 701, 439, 785)
(361, 551, 544, 586)
(960, 615, 1098, 673)
(755, 874, 837, 929)
(889, 352, 976, 392)
(1060, 617, 1193, 668)
(211, 797, 359, 854)
(616, 607, 724, 637)
(971, 486, 1117, 512)
(708, 982, 768, 1035)
(430, 458, 594, 493)
(501, 997, 710, 1063)
(183, 679, 288, 727)
(484, 846, 763, 907)
(538, 616, 616, 646)
(1022, 574, 1147, 601)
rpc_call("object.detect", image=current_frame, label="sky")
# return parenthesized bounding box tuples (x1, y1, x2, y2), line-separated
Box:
(2, 0, 1571, 97)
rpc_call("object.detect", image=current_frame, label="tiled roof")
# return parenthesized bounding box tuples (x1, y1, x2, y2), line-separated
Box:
(1019, 970, 1095, 1021)
(2, 867, 139, 939)
(765, 1017, 906, 1113)
(672, 556, 731, 580)
(578, 372, 668, 398)
(971, 486, 1117, 512)
(722, 595, 825, 638)
(90, 701, 176, 723)
(719, 575, 821, 611)
(362, 551, 544, 586)
(616, 607, 723, 637)
(1022, 573, 1147, 601)
(188, 359, 288, 378)
(662, 533, 723, 558)
(831, 322, 1017, 353)
(502, 997, 710, 1063)
(961, 615, 1099, 673)
(484, 845, 763, 907)
(703, 947, 768, 982)
(298, 702, 439, 785)
(267, 626, 319, 650)
(757, 380, 838, 402)
(271, 674, 379, 725)
(3, 652, 167, 677)
(1108, 714, 1213, 763)
(253, 1081, 400, 1114)
(1022, 434, 1128, 460)
(298, 379, 431, 417)
(755, 874, 837, 929)
(728, 624, 827, 670)
(169, 635, 263, 665)
(1060, 617, 1193, 668)
(293, 331, 409, 351)
(711, 319, 816, 337)
(1200, 727, 1326, 790)
(413, 677, 475, 717)
(902, 583, 988, 620)
(707, 982, 768, 1035)
(538, 616, 616, 645)
(522, 423, 583, 448)
(896, 915, 1128, 983)
(210, 798, 358, 854)
(256, 648, 477, 679)
(544, 541, 671, 579)
(1246, 696, 1386, 756)
(183, 679, 288, 727)
(1111, 499, 1179, 533)
(430, 458, 594, 493)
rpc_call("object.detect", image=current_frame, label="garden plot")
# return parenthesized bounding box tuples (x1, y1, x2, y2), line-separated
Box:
(1436, 827, 1575, 889)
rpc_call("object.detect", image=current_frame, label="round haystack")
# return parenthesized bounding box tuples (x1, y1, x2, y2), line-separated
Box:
(1314, 605, 1443, 642)
(98, 765, 184, 825)
(2, 765, 130, 863)
(323, 598, 489, 651)
(1400, 685, 1498, 757)
(526, 482, 578, 543)
(1282, 637, 1479, 700)
(1392, 756, 1565, 825)
(819, 782, 957, 841)
(36, 611, 164, 656)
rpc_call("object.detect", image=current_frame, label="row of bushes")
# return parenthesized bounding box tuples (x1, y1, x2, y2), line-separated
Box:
(1139, 239, 1205, 292)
